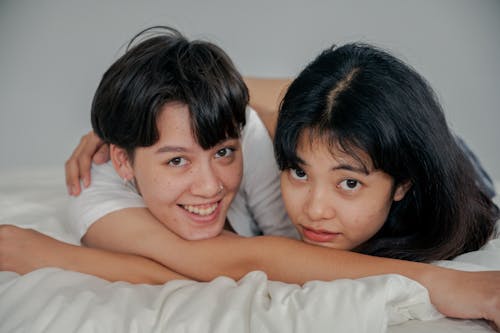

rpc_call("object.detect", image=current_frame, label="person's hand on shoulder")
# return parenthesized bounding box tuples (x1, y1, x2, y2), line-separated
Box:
(65, 131, 109, 196)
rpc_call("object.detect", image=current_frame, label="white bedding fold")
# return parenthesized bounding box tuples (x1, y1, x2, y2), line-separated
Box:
(0, 268, 440, 333)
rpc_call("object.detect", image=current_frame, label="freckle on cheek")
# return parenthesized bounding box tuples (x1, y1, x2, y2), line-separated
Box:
(152, 176, 171, 188)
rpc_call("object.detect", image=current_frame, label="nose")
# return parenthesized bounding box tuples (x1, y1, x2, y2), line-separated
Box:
(304, 183, 336, 221)
(190, 162, 222, 198)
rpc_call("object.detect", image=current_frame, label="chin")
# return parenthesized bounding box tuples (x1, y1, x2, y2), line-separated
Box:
(302, 238, 342, 249)
(182, 225, 224, 241)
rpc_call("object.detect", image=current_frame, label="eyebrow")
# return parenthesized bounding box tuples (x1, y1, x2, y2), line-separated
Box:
(155, 138, 239, 155)
(156, 146, 190, 154)
(297, 159, 369, 175)
(331, 163, 369, 175)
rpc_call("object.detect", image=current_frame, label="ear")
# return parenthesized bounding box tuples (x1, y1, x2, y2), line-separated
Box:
(109, 144, 134, 181)
(393, 180, 412, 202)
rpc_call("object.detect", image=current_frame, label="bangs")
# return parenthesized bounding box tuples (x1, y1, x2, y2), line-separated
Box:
(188, 80, 247, 149)
(278, 124, 372, 174)
(176, 41, 248, 149)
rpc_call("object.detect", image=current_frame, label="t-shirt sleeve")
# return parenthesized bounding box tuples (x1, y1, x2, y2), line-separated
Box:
(227, 108, 299, 239)
(67, 161, 146, 240)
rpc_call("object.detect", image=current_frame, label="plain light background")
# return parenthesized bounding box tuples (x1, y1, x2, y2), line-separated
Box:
(1, 0, 499, 181)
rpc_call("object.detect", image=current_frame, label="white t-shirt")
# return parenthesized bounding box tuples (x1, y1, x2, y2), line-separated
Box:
(69, 108, 299, 239)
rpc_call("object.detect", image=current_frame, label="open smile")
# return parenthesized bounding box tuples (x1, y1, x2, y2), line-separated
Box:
(179, 201, 220, 217)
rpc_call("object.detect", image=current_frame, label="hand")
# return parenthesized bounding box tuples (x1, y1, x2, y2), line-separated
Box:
(65, 131, 109, 196)
(0, 225, 69, 274)
(427, 268, 500, 331)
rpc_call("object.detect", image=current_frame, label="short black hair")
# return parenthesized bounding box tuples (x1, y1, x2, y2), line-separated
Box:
(275, 43, 498, 262)
(91, 26, 248, 155)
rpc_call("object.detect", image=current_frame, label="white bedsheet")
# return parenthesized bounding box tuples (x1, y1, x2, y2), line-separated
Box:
(0, 167, 498, 333)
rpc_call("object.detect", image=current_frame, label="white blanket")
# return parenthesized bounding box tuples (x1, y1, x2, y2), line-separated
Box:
(0, 167, 498, 333)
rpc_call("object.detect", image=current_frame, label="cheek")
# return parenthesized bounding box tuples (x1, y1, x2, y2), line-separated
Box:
(135, 170, 182, 207)
(348, 198, 392, 236)
(220, 157, 243, 192)
(229, 167, 243, 190)
(280, 176, 304, 223)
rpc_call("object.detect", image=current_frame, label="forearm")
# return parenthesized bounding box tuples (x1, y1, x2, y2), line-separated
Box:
(84, 209, 442, 285)
(84, 209, 257, 281)
(63, 244, 188, 284)
(0, 225, 186, 284)
(244, 77, 291, 114)
(244, 77, 291, 138)
(148, 234, 439, 284)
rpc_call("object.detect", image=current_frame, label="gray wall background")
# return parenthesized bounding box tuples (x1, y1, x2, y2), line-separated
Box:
(1, 0, 499, 180)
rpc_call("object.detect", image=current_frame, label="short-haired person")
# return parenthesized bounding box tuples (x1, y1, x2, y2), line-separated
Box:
(70, 26, 297, 242)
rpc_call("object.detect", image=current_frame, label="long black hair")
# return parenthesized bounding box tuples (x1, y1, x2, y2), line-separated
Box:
(275, 43, 498, 262)
(91, 26, 248, 156)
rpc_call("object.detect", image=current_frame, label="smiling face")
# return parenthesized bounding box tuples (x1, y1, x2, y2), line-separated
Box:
(116, 102, 243, 240)
(280, 132, 409, 250)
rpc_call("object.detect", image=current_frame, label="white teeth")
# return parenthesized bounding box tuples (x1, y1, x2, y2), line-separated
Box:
(182, 203, 218, 216)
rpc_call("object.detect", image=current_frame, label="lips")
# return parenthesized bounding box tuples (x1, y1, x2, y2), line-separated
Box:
(180, 202, 219, 217)
(301, 226, 340, 243)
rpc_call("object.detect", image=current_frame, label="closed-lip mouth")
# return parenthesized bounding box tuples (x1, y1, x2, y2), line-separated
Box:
(300, 225, 341, 243)
(301, 225, 339, 235)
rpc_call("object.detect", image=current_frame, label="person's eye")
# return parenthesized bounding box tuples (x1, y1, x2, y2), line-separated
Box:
(215, 147, 235, 158)
(290, 168, 307, 180)
(167, 157, 188, 167)
(338, 179, 361, 191)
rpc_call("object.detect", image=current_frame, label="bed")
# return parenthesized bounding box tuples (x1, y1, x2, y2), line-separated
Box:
(0, 166, 498, 332)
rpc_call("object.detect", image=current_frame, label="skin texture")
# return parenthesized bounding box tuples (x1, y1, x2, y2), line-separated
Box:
(281, 133, 409, 250)
(0, 225, 187, 284)
(111, 102, 243, 240)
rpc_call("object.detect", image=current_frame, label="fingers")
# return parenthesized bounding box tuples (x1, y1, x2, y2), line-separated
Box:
(65, 144, 84, 196)
(92, 143, 110, 165)
(65, 131, 105, 196)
